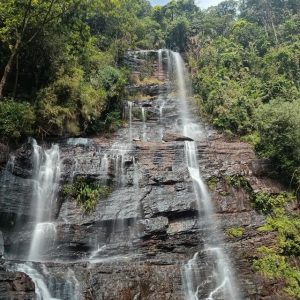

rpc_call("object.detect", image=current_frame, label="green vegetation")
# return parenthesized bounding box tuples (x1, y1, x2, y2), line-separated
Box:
(186, 0, 300, 189)
(0, 0, 161, 141)
(252, 192, 294, 215)
(0, 100, 35, 140)
(1, 1, 299, 189)
(225, 227, 245, 238)
(253, 247, 300, 298)
(207, 176, 218, 191)
(252, 191, 299, 297)
(62, 177, 111, 213)
(225, 175, 250, 190)
(221, 174, 299, 295)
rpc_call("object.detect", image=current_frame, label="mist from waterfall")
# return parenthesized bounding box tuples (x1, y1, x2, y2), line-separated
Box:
(170, 50, 240, 300)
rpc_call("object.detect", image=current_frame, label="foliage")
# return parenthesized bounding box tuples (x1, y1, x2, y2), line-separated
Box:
(251, 193, 294, 215)
(255, 100, 300, 188)
(62, 177, 111, 213)
(188, 0, 300, 191)
(252, 191, 299, 297)
(253, 247, 300, 298)
(0, 100, 35, 140)
(207, 176, 218, 191)
(225, 175, 250, 190)
(259, 214, 300, 257)
(225, 227, 245, 238)
(0, 0, 152, 141)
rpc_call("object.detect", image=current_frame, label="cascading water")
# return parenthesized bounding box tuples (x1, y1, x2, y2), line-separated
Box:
(128, 101, 133, 142)
(171, 51, 240, 300)
(28, 140, 60, 261)
(141, 107, 147, 141)
(158, 49, 163, 80)
(14, 263, 55, 300)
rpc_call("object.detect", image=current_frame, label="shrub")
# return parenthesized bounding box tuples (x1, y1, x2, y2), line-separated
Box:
(225, 227, 245, 238)
(62, 177, 111, 213)
(0, 100, 35, 140)
(253, 247, 300, 298)
(252, 193, 294, 215)
(255, 100, 300, 188)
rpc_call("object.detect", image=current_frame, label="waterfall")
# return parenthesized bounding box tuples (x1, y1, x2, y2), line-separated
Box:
(170, 51, 240, 300)
(141, 107, 147, 141)
(15, 264, 54, 300)
(158, 49, 163, 80)
(128, 101, 133, 142)
(110, 142, 133, 186)
(28, 140, 60, 261)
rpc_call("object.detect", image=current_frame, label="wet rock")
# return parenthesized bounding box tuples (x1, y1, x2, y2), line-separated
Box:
(167, 217, 198, 234)
(162, 133, 193, 142)
(0, 144, 9, 166)
(126, 83, 168, 97)
(141, 102, 153, 107)
(0, 268, 35, 300)
(0, 169, 33, 217)
(0, 231, 4, 257)
(12, 143, 34, 178)
(137, 216, 169, 237)
(142, 186, 198, 218)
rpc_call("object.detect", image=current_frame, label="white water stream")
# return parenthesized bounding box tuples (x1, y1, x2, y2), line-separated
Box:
(28, 140, 60, 261)
(171, 51, 240, 300)
(14, 140, 80, 299)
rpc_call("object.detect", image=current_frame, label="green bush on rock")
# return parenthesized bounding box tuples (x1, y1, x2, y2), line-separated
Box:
(62, 177, 111, 214)
(251, 193, 294, 215)
(253, 247, 300, 298)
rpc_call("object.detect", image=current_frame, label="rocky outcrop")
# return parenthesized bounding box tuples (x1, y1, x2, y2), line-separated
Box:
(0, 265, 35, 300)
(162, 133, 193, 142)
(126, 83, 168, 97)
(12, 142, 35, 178)
(0, 170, 33, 218)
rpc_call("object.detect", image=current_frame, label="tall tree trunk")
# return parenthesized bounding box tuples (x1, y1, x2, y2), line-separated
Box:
(0, 39, 20, 99)
(12, 54, 19, 99)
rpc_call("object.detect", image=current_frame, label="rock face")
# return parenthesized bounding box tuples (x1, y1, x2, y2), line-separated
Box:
(0, 143, 9, 166)
(162, 133, 194, 142)
(0, 50, 293, 300)
(0, 231, 4, 258)
(0, 265, 35, 300)
(12, 143, 35, 178)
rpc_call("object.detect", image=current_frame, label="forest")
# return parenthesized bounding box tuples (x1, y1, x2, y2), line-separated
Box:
(0, 0, 299, 189)
(0, 1, 299, 296)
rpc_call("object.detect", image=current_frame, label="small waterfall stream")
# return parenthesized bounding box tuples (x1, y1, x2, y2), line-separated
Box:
(28, 140, 60, 261)
(171, 51, 240, 300)
(10, 139, 81, 300)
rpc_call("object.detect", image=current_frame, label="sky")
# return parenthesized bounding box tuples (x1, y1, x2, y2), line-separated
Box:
(150, 0, 224, 9)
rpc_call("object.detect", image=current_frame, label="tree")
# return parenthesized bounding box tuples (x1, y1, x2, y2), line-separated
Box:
(0, 0, 91, 99)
